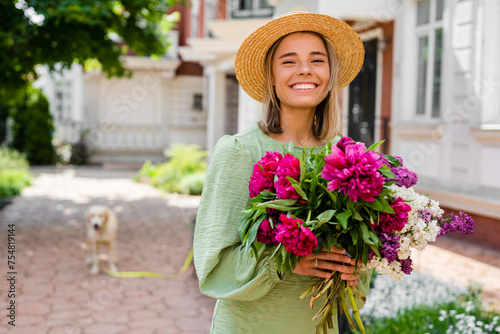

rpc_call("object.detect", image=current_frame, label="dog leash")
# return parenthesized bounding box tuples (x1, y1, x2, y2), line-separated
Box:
(102, 248, 193, 279)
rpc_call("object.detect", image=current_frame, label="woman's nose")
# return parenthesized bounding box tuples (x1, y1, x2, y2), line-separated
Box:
(297, 63, 311, 76)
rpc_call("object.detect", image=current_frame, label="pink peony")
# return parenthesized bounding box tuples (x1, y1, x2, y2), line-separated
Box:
(321, 142, 384, 202)
(249, 152, 283, 197)
(275, 214, 317, 256)
(371, 197, 411, 233)
(275, 177, 300, 199)
(275, 154, 301, 199)
(336, 136, 356, 152)
(256, 219, 278, 245)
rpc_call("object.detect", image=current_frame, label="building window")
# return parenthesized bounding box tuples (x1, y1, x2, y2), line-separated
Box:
(54, 81, 72, 121)
(193, 94, 203, 111)
(415, 0, 444, 118)
(231, 0, 273, 18)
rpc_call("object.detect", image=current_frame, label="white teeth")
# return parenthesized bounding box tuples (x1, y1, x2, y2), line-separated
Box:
(292, 84, 316, 90)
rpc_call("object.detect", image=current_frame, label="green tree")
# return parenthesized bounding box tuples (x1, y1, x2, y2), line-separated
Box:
(0, 0, 182, 161)
(0, 0, 181, 102)
(10, 86, 56, 165)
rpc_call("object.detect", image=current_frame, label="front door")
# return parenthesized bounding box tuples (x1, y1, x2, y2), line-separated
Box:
(348, 38, 377, 146)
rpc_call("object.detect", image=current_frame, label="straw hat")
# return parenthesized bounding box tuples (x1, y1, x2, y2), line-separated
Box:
(235, 11, 364, 103)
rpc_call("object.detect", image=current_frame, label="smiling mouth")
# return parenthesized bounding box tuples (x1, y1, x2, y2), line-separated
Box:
(291, 83, 317, 90)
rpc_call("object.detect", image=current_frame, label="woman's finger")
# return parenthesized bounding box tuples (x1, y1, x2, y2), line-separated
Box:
(316, 252, 355, 265)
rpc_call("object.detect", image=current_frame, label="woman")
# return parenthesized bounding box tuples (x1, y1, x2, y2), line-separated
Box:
(194, 12, 371, 334)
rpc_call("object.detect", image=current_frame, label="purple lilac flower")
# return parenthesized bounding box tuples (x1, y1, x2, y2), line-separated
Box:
(249, 152, 283, 197)
(380, 155, 418, 188)
(417, 208, 434, 222)
(438, 212, 476, 237)
(379, 232, 401, 262)
(392, 165, 418, 188)
(398, 258, 413, 275)
(275, 214, 317, 256)
(321, 141, 384, 202)
(256, 218, 278, 245)
(275, 154, 301, 199)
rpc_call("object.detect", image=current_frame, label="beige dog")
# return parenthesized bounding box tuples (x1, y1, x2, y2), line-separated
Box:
(85, 205, 119, 275)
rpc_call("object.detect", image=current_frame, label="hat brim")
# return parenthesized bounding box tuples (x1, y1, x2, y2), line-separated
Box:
(235, 12, 365, 103)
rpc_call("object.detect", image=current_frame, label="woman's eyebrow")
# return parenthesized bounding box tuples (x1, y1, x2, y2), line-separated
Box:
(278, 51, 327, 59)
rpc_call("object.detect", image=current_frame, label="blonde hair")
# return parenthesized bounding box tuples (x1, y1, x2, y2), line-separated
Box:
(258, 31, 342, 143)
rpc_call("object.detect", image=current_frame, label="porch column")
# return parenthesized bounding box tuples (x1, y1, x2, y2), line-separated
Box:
(237, 85, 262, 132)
(206, 66, 227, 151)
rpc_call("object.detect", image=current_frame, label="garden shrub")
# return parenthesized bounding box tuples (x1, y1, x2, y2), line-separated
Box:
(0, 146, 32, 202)
(10, 86, 57, 165)
(178, 172, 206, 196)
(136, 143, 208, 195)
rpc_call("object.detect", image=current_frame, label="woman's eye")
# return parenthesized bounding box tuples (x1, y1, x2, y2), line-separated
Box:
(282, 60, 294, 64)
(312, 59, 325, 63)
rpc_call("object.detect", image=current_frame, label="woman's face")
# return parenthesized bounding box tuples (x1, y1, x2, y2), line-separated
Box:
(271, 32, 330, 113)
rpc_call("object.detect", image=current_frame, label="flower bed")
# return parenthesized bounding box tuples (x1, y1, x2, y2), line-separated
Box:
(353, 272, 500, 334)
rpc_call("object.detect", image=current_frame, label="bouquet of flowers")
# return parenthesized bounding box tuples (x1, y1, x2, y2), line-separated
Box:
(238, 138, 475, 334)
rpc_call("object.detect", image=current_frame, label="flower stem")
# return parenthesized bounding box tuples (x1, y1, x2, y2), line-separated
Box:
(347, 286, 365, 334)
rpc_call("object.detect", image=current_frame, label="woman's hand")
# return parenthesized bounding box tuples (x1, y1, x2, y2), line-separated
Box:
(292, 247, 361, 286)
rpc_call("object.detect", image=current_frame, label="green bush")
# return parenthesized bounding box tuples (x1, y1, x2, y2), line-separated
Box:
(0, 169, 31, 198)
(10, 86, 57, 165)
(136, 143, 208, 195)
(0, 147, 32, 201)
(178, 172, 206, 196)
(0, 146, 29, 170)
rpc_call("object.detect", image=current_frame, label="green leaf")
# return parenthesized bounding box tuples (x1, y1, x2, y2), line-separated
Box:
(363, 197, 395, 213)
(317, 209, 336, 222)
(298, 154, 306, 184)
(369, 244, 381, 258)
(247, 215, 266, 246)
(362, 244, 370, 264)
(350, 228, 359, 246)
(359, 222, 375, 245)
(287, 177, 308, 201)
(385, 154, 401, 166)
(379, 164, 395, 179)
(369, 230, 381, 244)
(336, 210, 352, 229)
(287, 140, 295, 153)
(270, 244, 282, 260)
(366, 140, 385, 152)
(255, 199, 297, 211)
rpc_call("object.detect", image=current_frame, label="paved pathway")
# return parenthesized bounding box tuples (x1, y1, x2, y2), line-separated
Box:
(1, 166, 499, 334)
(0, 166, 215, 334)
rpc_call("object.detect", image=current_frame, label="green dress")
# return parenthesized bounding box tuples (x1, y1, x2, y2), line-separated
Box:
(194, 124, 371, 334)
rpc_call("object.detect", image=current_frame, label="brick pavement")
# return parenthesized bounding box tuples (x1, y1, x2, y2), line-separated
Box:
(0, 166, 216, 334)
(1, 166, 499, 334)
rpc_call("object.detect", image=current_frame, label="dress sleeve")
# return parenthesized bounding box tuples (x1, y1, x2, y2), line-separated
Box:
(193, 135, 283, 302)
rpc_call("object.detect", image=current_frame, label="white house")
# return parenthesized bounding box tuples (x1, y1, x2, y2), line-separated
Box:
(390, 0, 500, 249)
(181, 0, 500, 249)
(38, 29, 207, 164)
